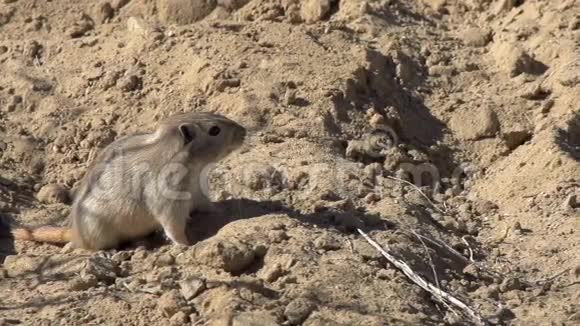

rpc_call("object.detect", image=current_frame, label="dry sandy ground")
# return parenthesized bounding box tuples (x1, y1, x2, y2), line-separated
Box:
(0, 0, 579, 325)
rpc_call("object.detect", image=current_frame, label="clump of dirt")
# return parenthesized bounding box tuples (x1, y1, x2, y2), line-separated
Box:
(0, 0, 578, 325)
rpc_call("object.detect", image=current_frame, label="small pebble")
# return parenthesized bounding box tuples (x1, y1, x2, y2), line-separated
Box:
(179, 277, 206, 300)
(284, 298, 316, 325)
(313, 234, 342, 251)
(158, 290, 184, 318)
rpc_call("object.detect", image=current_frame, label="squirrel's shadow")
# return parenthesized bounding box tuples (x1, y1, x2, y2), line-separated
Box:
(189, 198, 391, 242)
(139, 198, 391, 249)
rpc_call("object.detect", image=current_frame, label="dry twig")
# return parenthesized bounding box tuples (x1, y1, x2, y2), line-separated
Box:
(357, 228, 486, 326)
(532, 269, 570, 286)
(386, 176, 446, 214)
(462, 236, 475, 263)
(412, 230, 442, 293)
(407, 231, 505, 281)
(347, 239, 355, 254)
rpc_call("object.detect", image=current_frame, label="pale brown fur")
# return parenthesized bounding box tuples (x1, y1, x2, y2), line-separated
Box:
(12, 226, 72, 244)
(11, 112, 246, 250)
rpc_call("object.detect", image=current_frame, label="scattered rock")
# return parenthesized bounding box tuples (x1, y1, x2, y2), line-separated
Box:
(240, 162, 283, 192)
(512, 221, 523, 235)
(68, 14, 94, 38)
(126, 16, 151, 38)
(376, 268, 396, 280)
(193, 239, 256, 274)
(556, 62, 580, 87)
(0, 1, 576, 324)
(31, 78, 53, 92)
(369, 113, 386, 128)
(449, 107, 500, 140)
(69, 274, 99, 291)
(232, 311, 279, 326)
(501, 123, 532, 150)
(471, 198, 498, 215)
(422, 0, 446, 12)
(473, 284, 500, 300)
(94, 2, 114, 24)
(158, 0, 217, 25)
(23, 40, 42, 59)
(36, 184, 70, 204)
(442, 216, 467, 233)
(154, 253, 175, 267)
(111, 251, 132, 263)
(285, 3, 303, 23)
(83, 66, 105, 81)
(459, 27, 491, 47)
(268, 230, 289, 243)
(346, 130, 395, 161)
(487, 307, 516, 324)
(117, 74, 142, 92)
(158, 290, 185, 318)
(60, 242, 75, 254)
(131, 247, 148, 261)
(561, 194, 578, 211)
(100, 70, 122, 90)
(3, 255, 45, 277)
(518, 82, 550, 100)
(25, 14, 44, 32)
(116, 276, 142, 292)
(364, 192, 380, 204)
(499, 277, 525, 292)
(462, 263, 480, 277)
(428, 64, 456, 76)
(0, 7, 15, 27)
(284, 298, 315, 325)
(145, 266, 176, 284)
(313, 233, 342, 251)
(179, 277, 206, 300)
(169, 311, 189, 325)
(491, 42, 548, 77)
(258, 262, 286, 282)
(82, 256, 119, 283)
(216, 0, 248, 11)
(336, 0, 369, 21)
(283, 88, 297, 105)
(383, 147, 411, 171)
(214, 77, 241, 92)
(259, 252, 294, 283)
(301, 0, 331, 24)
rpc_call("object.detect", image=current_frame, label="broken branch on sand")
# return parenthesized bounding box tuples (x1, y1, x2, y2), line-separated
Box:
(357, 228, 487, 326)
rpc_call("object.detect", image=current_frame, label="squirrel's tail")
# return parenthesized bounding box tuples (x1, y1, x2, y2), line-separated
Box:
(11, 226, 72, 244)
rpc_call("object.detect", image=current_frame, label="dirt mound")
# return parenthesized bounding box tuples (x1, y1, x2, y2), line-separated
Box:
(1, 0, 578, 325)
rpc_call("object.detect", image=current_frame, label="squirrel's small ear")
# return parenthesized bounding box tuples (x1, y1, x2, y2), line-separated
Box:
(178, 124, 196, 144)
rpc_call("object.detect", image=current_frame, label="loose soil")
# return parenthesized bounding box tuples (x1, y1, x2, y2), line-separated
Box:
(0, 0, 578, 325)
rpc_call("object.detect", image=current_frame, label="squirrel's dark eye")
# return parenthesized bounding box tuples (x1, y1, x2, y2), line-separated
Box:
(208, 126, 221, 136)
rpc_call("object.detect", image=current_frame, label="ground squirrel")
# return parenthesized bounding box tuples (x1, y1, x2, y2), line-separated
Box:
(11, 112, 246, 250)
